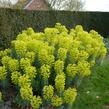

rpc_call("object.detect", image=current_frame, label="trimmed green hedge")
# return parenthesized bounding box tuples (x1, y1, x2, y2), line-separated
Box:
(0, 8, 109, 49)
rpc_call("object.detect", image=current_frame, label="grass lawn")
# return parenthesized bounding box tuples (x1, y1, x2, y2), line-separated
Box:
(73, 57, 109, 109)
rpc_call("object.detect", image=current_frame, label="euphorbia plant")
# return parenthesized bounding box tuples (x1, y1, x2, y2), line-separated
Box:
(0, 23, 107, 109)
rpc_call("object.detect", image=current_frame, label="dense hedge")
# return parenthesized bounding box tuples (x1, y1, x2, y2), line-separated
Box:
(0, 8, 109, 49)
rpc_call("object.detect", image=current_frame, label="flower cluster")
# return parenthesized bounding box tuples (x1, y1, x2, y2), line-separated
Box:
(43, 85, 54, 100)
(24, 66, 37, 80)
(1, 56, 11, 67)
(38, 50, 55, 66)
(20, 58, 31, 70)
(11, 71, 21, 85)
(64, 88, 77, 105)
(78, 61, 91, 77)
(30, 96, 42, 109)
(66, 64, 78, 78)
(25, 52, 35, 63)
(18, 75, 42, 108)
(51, 95, 63, 107)
(18, 75, 31, 87)
(12, 40, 27, 57)
(0, 66, 7, 80)
(40, 65, 50, 80)
(8, 59, 19, 72)
(20, 86, 33, 101)
(57, 48, 67, 61)
(55, 73, 65, 92)
(0, 49, 11, 59)
(54, 60, 64, 74)
(1, 56, 19, 72)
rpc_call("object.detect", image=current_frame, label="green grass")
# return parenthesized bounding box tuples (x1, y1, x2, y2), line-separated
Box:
(73, 58, 109, 109)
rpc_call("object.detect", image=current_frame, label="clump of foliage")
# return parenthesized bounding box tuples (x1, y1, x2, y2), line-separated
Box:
(0, 23, 107, 109)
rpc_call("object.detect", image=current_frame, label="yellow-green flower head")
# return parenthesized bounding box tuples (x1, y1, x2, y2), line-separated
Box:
(27, 40, 46, 54)
(38, 49, 48, 65)
(0, 49, 11, 58)
(11, 71, 21, 85)
(78, 61, 91, 77)
(69, 48, 79, 63)
(43, 85, 54, 100)
(55, 23, 68, 33)
(85, 44, 92, 54)
(71, 40, 80, 48)
(3, 49, 11, 56)
(8, 59, 19, 72)
(44, 28, 59, 36)
(46, 55, 55, 66)
(57, 48, 67, 61)
(31, 96, 42, 109)
(1, 56, 11, 67)
(70, 29, 76, 37)
(26, 27, 35, 35)
(55, 73, 65, 92)
(20, 58, 31, 70)
(66, 64, 78, 78)
(16, 32, 30, 41)
(4, 48, 11, 55)
(76, 31, 93, 46)
(40, 65, 50, 80)
(54, 60, 64, 74)
(25, 66, 37, 79)
(58, 37, 71, 49)
(20, 86, 33, 101)
(18, 74, 31, 87)
(75, 25, 83, 32)
(38, 49, 55, 66)
(25, 52, 35, 63)
(78, 50, 89, 61)
(46, 46, 55, 55)
(0, 66, 7, 80)
(13, 40, 27, 57)
(31, 32, 45, 41)
(91, 47, 100, 58)
(51, 95, 63, 107)
(0, 92, 2, 101)
(64, 88, 77, 105)
(89, 30, 99, 37)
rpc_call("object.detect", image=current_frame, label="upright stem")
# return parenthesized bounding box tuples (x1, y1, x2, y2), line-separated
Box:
(65, 104, 72, 109)
(66, 77, 72, 88)
(43, 79, 48, 86)
(74, 76, 83, 88)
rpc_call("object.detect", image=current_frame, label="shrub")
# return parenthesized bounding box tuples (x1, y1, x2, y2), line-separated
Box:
(0, 23, 107, 109)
